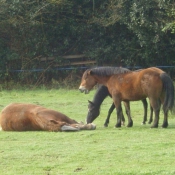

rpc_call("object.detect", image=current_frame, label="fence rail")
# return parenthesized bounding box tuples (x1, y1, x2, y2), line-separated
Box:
(38, 54, 97, 67)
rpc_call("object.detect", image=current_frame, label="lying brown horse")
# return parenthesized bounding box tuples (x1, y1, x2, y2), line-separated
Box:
(79, 67, 174, 128)
(0, 103, 96, 131)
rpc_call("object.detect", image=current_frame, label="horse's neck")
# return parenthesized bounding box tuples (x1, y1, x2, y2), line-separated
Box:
(94, 75, 109, 86)
(92, 85, 110, 107)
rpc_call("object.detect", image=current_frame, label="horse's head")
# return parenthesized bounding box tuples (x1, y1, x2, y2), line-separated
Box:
(79, 69, 97, 94)
(86, 100, 100, 123)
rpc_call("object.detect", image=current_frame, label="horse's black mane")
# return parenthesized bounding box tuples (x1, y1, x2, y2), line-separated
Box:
(90, 67, 131, 76)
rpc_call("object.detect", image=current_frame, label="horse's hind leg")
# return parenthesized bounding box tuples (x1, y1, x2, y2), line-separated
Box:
(149, 98, 161, 128)
(162, 110, 168, 128)
(148, 105, 153, 124)
(123, 101, 133, 127)
(162, 97, 168, 128)
(149, 99, 161, 125)
(141, 98, 154, 125)
(141, 99, 148, 124)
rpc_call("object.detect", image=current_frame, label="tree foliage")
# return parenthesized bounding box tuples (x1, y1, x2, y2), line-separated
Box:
(0, 0, 174, 82)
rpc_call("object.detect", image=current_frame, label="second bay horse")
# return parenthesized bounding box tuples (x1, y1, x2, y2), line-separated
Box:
(87, 85, 153, 127)
(79, 67, 174, 128)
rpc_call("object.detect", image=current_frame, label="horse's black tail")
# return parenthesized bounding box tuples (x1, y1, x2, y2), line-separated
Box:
(160, 73, 174, 112)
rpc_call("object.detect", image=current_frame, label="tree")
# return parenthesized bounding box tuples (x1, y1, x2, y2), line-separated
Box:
(0, 0, 174, 83)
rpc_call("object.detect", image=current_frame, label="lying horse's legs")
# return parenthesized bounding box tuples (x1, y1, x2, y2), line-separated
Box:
(104, 103, 125, 127)
(77, 123, 96, 130)
(141, 99, 148, 124)
(61, 124, 80, 131)
(61, 123, 96, 131)
(36, 113, 96, 131)
(123, 101, 133, 127)
(149, 98, 161, 128)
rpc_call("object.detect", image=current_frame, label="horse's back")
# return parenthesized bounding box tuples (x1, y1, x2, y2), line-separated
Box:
(108, 67, 165, 101)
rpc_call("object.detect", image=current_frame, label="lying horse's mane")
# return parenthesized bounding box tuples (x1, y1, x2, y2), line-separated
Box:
(90, 67, 131, 76)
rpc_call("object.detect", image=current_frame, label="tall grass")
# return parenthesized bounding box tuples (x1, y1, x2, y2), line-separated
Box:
(0, 88, 175, 175)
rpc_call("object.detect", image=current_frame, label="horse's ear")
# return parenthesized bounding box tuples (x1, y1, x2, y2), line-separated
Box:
(88, 100, 95, 105)
(50, 119, 58, 124)
(87, 70, 93, 75)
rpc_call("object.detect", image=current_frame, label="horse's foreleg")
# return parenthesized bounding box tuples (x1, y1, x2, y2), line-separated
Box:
(112, 98, 122, 128)
(61, 124, 80, 131)
(141, 99, 148, 124)
(115, 105, 122, 128)
(76, 123, 96, 130)
(104, 103, 115, 127)
(62, 123, 96, 131)
(123, 101, 133, 127)
(121, 106, 125, 126)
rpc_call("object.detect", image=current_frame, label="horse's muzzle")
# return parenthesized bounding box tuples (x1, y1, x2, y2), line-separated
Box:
(79, 86, 89, 94)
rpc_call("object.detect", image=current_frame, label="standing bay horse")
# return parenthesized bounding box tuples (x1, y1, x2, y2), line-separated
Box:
(0, 103, 96, 131)
(86, 67, 152, 127)
(79, 67, 174, 128)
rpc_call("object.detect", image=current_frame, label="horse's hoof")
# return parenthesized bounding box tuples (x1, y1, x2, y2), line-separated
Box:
(89, 123, 96, 130)
(127, 123, 133, 127)
(162, 123, 168, 128)
(104, 124, 108, 127)
(148, 120, 152, 124)
(141, 122, 146, 125)
(127, 121, 133, 127)
(115, 124, 121, 128)
(150, 125, 158, 128)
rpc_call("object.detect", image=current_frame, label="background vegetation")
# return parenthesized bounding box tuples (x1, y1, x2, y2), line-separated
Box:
(0, 0, 175, 83)
(0, 88, 175, 175)
(0, 1, 175, 173)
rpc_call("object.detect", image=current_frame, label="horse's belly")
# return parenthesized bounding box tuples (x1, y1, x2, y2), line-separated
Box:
(121, 91, 147, 101)
(0, 114, 40, 131)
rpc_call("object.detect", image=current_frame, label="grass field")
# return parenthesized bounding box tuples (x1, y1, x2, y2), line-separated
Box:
(0, 88, 175, 175)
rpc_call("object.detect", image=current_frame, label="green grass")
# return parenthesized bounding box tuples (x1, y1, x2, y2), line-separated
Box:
(0, 88, 175, 175)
